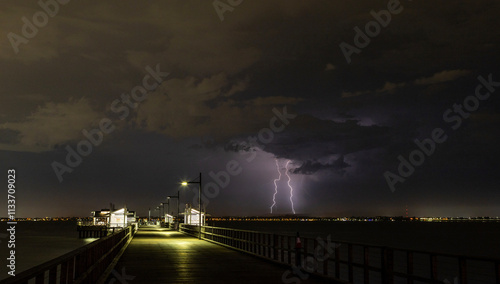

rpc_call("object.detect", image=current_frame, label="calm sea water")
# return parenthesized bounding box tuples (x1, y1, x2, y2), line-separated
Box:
(209, 221, 500, 259)
(0, 221, 96, 280)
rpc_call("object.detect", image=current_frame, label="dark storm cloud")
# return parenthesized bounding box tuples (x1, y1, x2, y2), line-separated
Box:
(292, 155, 349, 175)
(260, 114, 394, 161)
(0, 0, 499, 216)
(0, 129, 20, 144)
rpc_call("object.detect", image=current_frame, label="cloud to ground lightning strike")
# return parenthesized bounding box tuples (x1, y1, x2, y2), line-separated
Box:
(285, 160, 296, 214)
(270, 159, 296, 214)
(270, 159, 281, 213)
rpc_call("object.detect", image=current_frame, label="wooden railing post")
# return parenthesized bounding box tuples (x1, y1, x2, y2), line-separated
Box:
(259, 233, 264, 255)
(256, 233, 259, 254)
(364, 246, 370, 284)
(459, 257, 467, 284)
(265, 233, 268, 257)
(252, 232, 255, 253)
(382, 247, 393, 284)
(68, 257, 75, 283)
(246, 231, 249, 252)
(75, 255, 82, 279)
(335, 244, 340, 279)
(313, 238, 318, 273)
(407, 251, 413, 284)
(323, 239, 329, 276)
(60, 260, 69, 284)
(263, 234, 266, 257)
(270, 234, 273, 258)
(35, 273, 44, 284)
(273, 234, 278, 260)
(281, 235, 285, 262)
(496, 261, 500, 284)
(348, 244, 353, 283)
(430, 254, 438, 282)
(264, 233, 267, 257)
(48, 266, 57, 284)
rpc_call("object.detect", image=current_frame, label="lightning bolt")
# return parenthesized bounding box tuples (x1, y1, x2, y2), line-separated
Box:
(285, 160, 296, 214)
(270, 159, 281, 213)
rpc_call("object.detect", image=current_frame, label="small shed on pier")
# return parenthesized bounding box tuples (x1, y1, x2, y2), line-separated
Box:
(183, 205, 205, 226)
(91, 208, 136, 228)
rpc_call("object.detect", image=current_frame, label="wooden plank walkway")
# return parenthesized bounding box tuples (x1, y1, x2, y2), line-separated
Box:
(106, 226, 337, 284)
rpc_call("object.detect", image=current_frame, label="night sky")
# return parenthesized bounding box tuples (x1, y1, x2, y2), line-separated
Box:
(1, 1, 499, 218)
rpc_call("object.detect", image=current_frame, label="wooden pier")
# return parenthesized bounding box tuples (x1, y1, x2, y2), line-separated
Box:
(104, 226, 334, 284)
(2, 224, 499, 284)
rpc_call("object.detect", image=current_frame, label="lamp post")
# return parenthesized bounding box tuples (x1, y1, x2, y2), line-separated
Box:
(181, 172, 202, 239)
(160, 202, 165, 223)
(168, 192, 180, 231)
(165, 199, 170, 223)
(167, 191, 180, 221)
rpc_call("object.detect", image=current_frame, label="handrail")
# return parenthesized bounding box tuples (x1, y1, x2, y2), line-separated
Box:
(200, 225, 499, 263)
(0, 223, 138, 284)
(181, 224, 500, 284)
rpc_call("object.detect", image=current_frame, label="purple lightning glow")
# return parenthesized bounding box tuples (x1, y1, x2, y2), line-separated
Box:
(285, 160, 296, 214)
(270, 159, 281, 213)
(270, 159, 296, 214)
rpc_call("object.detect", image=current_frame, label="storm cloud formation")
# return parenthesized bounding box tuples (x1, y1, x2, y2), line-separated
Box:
(0, 0, 499, 217)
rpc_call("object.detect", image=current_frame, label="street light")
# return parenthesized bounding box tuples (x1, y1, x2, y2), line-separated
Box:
(181, 172, 202, 239)
(167, 191, 180, 221)
(166, 197, 171, 218)
(160, 203, 165, 223)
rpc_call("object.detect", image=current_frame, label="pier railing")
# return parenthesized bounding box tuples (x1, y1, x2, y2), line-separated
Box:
(1, 224, 137, 284)
(180, 224, 500, 284)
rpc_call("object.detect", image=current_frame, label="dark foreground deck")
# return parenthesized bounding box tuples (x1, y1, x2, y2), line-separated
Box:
(106, 226, 335, 284)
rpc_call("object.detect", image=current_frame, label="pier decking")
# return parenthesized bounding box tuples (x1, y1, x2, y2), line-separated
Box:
(105, 226, 334, 284)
